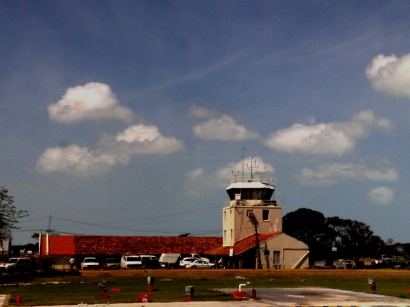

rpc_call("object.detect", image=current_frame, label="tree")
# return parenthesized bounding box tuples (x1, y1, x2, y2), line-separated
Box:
(283, 208, 384, 262)
(283, 208, 328, 248)
(325, 216, 378, 258)
(0, 187, 28, 240)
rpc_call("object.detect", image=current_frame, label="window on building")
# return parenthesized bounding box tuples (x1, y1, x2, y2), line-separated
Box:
(246, 209, 253, 221)
(262, 209, 269, 221)
(230, 229, 233, 241)
(224, 211, 226, 222)
(273, 251, 280, 264)
(224, 230, 226, 241)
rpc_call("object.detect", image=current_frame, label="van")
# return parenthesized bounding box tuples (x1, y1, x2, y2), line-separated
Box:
(120, 255, 142, 269)
(140, 255, 160, 269)
(159, 253, 180, 268)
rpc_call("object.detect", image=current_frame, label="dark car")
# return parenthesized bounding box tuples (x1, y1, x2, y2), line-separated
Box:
(103, 258, 120, 269)
(140, 255, 160, 269)
(0, 257, 34, 273)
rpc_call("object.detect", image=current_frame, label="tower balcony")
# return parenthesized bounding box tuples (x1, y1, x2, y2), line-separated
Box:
(229, 176, 272, 185)
(224, 199, 281, 207)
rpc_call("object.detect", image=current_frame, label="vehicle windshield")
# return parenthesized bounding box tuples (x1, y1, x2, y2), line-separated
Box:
(127, 257, 140, 261)
(106, 258, 117, 263)
(8, 259, 18, 263)
(85, 258, 97, 263)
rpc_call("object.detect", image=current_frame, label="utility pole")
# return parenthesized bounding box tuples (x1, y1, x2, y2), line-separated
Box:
(248, 212, 262, 269)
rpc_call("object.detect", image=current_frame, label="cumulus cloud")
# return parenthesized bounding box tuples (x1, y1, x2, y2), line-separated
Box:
(193, 115, 260, 141)
(98, 124, 185, 155)
(183, 157, 274, 198)
(48, 82, 135, 123)
(188, 105, 219, 118)
(296, 162, 399, 186)
(262, 110, 394, 156)
(366, 53, 410, 98)
(36, 144, 130, 177)
(368, 186, 395, 205)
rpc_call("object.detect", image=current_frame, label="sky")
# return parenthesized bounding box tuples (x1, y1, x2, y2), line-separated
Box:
(1, 0, 410, 245)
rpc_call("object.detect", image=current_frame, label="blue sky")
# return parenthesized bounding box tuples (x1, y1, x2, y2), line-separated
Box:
(2, 1, 410, 245)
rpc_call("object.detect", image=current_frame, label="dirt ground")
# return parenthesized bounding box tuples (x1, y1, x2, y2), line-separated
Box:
(79, 268, 410, 281)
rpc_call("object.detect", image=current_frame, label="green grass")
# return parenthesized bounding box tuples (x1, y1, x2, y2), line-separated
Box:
(2, 276, 234, 305)
(2, 270, 410, 305)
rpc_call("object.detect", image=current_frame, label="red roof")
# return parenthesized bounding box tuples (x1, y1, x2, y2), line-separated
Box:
(205, 232, 280, 256)
(40, 235, 222, 256)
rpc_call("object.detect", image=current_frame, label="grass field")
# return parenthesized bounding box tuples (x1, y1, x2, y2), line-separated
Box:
(2, 268, 410, 305)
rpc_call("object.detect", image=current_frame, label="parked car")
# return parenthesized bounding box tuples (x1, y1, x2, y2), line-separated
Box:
(190, 254, 210, 262)
(0, 257, 33, 273)
(185, 260, 215, 269)
(120, 255, 143, 269)
(379, 254, 396, 264)
(81, 257, 100, 270)
(140, 255, 160, 269)
(179, 257, 197, 267)
(333, 259, 355, 269)
(103, 258, 120, 269)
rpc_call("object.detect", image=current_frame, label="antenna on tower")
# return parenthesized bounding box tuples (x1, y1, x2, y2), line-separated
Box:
(247, 156, 257, 182)
(241, 148, 245, 182)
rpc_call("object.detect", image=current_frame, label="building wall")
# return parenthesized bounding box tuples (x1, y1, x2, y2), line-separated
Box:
(223, 205, 282, 246)
(259, 233, 309, 269)
(0, 238, 10, 256)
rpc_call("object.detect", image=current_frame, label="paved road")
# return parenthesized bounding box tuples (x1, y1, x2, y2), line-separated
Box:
(222, 287, 410, 306)
(3, 288, 410, 307)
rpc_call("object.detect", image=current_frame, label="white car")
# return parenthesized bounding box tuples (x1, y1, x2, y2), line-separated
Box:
(185, 260, 215, 269)
(81, 257, 100, 270)
(179, 257, 197, 267)
(191, 254, 210, 262)
(120, 255, 143, 269)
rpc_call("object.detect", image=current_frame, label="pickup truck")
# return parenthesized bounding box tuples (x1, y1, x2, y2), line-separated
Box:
(0, 257, 33, 273)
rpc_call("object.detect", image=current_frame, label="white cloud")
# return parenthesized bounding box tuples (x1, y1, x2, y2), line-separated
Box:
(366, 53, 410, 98)
(48, 82, 134, 123)
(296, 162, 399, 186)
(98, 124, 186, 155)
(368, 186, 395, 206)
(188, 105, 219, 118)
(193, 115, 260, 141)
(183, 157, 274, 198)
(35, 144, 130, 177)
(262, 110, 394, 156)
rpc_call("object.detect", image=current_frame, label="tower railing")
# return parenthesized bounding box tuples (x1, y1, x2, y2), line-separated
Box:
(229, 176, 272, 185)
(224, 199, 281, 207)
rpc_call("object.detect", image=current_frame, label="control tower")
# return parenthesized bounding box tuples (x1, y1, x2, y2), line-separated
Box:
(222, 157, 282, 246)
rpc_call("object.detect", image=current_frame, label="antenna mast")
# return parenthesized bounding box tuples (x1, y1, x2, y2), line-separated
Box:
(241, 148, 245, 182)
(247, 156, 257, 182)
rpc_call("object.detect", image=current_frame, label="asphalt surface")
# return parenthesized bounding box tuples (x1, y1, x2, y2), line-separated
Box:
(2, 288, 410, 307)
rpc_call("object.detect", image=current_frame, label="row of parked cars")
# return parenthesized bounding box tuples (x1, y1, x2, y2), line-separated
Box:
(81, 255, 160, 270)
(82, 254, 216, 270)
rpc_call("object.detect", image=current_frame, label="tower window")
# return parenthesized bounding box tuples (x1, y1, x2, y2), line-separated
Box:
(262, 209, 269, 221)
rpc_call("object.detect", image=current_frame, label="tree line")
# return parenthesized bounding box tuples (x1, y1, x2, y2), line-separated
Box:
(283, 208, 389, 263)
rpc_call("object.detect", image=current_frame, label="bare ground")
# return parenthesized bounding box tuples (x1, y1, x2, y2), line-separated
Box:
(79, 268, 410, 281)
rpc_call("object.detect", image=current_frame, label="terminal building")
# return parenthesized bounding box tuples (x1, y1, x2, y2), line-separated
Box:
(38, 158, 309, 269)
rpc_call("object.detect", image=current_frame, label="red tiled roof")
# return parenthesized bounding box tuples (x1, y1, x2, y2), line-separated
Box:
(40, 235, 222, 256)
(205, 232, 280, 256)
